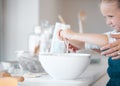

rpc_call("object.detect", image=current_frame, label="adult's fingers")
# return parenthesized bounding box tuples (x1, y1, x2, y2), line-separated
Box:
(101, 44, 119, 55)
(100, 39, 120, 57)
(100, 41, 117, 52)
(105, 50, 118, 57)
(111, 34, 120, 39)
(112, 55, 120, 60)
(100, 34, 120, 58)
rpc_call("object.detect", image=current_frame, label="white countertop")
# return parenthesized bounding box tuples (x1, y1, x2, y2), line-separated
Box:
(19, 57, 108, 86)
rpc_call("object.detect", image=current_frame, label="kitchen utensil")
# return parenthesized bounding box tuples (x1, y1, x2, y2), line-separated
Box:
(78, 10, 86, 33)
(58, 15, 66, 24)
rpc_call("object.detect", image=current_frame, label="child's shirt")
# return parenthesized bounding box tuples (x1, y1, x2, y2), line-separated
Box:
(85, 30, 119, 49)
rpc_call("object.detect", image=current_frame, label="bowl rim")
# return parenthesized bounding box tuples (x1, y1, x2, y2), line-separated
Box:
(39, 53, 91, 57)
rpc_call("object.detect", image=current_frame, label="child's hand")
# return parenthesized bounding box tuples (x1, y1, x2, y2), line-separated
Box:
(58, 29, 64, 41)
(58, 29, 75, 40)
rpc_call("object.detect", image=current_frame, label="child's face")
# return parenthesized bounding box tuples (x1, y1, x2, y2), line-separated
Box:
(100, 2, 120, 32)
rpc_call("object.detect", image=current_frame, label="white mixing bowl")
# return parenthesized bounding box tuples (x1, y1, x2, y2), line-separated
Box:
(39, 53, 90, 80)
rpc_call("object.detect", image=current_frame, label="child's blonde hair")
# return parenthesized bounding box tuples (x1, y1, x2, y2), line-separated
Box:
(101, 0, 120, 8)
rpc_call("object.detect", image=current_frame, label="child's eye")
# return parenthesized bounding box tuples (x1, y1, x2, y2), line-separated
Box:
(108, 15, 114, 18)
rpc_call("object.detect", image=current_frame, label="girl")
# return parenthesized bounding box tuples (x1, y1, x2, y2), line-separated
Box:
(58, 0, 120, 86)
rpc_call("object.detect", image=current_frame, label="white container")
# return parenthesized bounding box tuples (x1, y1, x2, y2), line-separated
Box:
(39, 53, 90, 80)
(50, 23, 70, 53)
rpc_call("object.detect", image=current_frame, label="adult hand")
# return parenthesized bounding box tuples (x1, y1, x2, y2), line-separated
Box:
(100, 34, 120, 59)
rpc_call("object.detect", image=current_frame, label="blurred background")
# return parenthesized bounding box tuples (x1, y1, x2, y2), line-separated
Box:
(0, 0, 111, 61)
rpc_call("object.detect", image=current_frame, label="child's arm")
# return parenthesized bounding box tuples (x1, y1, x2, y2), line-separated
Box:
(59, 29, 109, 49)
(71, 33, 109, 47)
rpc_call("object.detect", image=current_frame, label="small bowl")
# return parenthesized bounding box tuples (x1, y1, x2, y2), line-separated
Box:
(1, 61, 18, 70)
(39, 53, 90, 80)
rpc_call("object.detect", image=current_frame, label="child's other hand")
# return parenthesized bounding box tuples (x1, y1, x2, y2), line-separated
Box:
(68, 43, 79, 53)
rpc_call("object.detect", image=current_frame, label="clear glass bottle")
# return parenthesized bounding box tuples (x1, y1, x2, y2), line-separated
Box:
(40, 26, 53, 53)
(28, 26, 41, 56)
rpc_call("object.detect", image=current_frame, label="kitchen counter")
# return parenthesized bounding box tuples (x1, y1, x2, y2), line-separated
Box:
(92, 73, 109, 86)
(19, 57, 108, 86)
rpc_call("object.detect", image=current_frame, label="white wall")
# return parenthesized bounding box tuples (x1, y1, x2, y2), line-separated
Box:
(60, 0, 112, 33)
(0, 0, 3, 61)
(40, 0, 61, 24)
(2, 0, 39, 60)
(40, 0, 111, 33)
